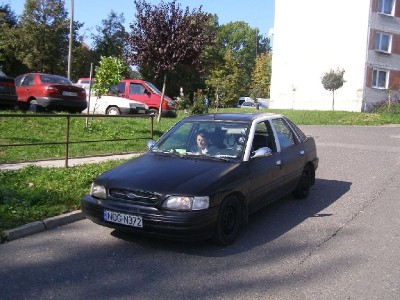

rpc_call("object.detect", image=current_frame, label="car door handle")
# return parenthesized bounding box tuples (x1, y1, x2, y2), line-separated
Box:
(300, 150, 305, 155)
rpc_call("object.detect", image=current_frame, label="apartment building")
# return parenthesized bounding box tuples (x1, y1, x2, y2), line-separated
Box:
(269, 0, 400, 112)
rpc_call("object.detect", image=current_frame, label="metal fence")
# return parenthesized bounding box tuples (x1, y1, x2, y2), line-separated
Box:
(0, 113, 155, 167)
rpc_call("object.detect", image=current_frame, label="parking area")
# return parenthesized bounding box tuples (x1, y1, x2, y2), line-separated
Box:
(0, 125, 399, 299)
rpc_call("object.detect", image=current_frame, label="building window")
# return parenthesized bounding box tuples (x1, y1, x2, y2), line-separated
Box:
(375, 32, 392, 52)
(378, 0, 394, 15)
(372, 69, 388, 89)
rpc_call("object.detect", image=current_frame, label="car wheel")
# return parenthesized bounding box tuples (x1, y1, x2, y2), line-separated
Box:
(149, 108, 159, 116)
(212, 195, 242, 246)
(28, 100, 41, 112)
(106, 106, 121, 115)
(293, 165, 312, 199)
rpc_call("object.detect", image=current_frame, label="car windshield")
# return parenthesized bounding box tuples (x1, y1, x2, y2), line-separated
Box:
(151, 120, 249, 161)
(40, 74, 72, 85)
(145, 82, 161, 94)
(0, 70, 6, 77)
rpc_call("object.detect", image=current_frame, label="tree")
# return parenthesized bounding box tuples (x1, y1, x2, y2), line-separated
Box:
(0, 3, 26, 75)
(71, 42, 98, 81)
(204, 21, 271, 103)
(206, 50, 242, 107)
(126, 0, 214, 120)
(92, 56, 126, 98)
(249, 53, 272, 99)
(92, 11, 128, 59)
(15, 0, 82, 75)
(321, 68, 346, 111)
(211, 22, 270, 94)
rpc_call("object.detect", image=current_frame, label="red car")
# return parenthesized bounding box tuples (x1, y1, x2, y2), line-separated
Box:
(15, 73, 87, 113)
(114, 79, 177, 117)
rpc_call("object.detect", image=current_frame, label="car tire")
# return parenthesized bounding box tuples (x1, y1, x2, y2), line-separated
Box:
(28, 100, 41, 112)
(293, 165, 312, 199)
(212, 195, 242, 246)
(106, 106, 121, 115)
(149, 108, 159, 116)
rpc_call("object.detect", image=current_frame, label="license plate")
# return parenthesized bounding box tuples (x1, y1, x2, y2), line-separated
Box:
(62, 91, 77, 96)
(138, 109, 145, 114)
(103, 210, 143, 228)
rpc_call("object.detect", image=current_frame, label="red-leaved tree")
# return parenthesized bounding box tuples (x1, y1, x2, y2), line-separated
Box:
(125, 0, 214, 120)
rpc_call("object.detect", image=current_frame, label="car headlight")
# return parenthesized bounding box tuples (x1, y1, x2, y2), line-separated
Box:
(90, 183, 107, 199)
(162, 196, 209, 211)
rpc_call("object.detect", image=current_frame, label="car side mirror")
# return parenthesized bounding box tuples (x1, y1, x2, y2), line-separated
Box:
(251, 147, 272, 158)
(144, 89, 151, 96)
(147, 139, 155, 150)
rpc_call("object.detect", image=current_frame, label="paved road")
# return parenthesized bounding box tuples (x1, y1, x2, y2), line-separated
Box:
(1, 125, 399, 299)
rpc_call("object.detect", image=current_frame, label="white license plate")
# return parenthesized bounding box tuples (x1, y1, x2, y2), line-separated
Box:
(103, 210, 143, 228)
(62, 91, 77, 96)
(138, 109, 145, 114)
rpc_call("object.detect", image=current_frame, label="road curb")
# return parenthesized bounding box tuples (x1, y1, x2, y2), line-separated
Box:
(4, 210, 85, 242)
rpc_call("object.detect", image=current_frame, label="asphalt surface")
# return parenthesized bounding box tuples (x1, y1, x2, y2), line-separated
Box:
(1, 125, 399, 299)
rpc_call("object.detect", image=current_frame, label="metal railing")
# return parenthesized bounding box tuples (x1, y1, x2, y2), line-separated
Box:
(0, 113, 154, 167)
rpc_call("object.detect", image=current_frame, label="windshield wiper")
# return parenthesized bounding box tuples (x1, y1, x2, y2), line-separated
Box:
(152, 150, 183, 158)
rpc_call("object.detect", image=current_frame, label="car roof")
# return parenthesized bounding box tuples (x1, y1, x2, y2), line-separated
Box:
(182, 113, 282, 123)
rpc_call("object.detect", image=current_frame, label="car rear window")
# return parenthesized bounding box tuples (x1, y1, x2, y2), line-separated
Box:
(40, 74, 72, 85)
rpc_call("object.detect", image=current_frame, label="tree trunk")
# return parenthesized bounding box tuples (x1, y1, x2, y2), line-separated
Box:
(332, 90, 335, 111)
(157, 74, 167, 122)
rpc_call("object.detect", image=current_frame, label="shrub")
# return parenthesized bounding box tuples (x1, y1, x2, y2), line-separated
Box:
(190, 89, 208, 115)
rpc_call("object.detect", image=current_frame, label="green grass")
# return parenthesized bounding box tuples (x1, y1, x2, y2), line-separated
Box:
(0, 111, 180, 163)
(0, 160, 124, 238)
(0, 108, 399, 239)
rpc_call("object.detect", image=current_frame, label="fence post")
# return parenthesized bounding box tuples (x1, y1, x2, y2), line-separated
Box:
(150, 114, 154, 140)
(65, 116, 70, 168)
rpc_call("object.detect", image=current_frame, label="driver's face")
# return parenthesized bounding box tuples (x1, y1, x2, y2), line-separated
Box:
(197, 135, 207, 149)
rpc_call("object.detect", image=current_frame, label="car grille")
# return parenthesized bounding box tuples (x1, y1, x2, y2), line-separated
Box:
(109, 189, 160, 205)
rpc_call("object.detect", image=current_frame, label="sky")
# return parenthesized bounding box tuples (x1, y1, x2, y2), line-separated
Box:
(8, 0, 275, 45)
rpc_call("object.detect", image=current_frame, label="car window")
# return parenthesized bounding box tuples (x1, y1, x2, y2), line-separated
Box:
(40, 75, 71, 85)
(116, 82, 125, 94)
(252, 121, 275, 152)
(129, 83, 145, 95)
(145, 81, 161, 94)
(152, 120, 249, 160)
(285, 118, 307, 142)
(21, 75, 34, 87)
(272, 118, 296, 150)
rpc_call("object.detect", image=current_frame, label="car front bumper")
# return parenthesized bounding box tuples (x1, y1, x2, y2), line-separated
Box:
(120, 107, 149, 115)
(81, 195, 219, 242)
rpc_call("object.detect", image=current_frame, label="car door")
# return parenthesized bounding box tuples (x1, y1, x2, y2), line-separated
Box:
(247, 121, 284, 213)
(127, 82, 155, 105)
(271, 118, 306, 192)
(15, 74, 35, 102)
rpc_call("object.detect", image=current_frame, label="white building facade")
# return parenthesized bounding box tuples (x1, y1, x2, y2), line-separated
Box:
(270, 0, 400, 112)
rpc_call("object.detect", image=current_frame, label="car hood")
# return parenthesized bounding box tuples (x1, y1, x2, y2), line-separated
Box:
(96, 153, 241, 196)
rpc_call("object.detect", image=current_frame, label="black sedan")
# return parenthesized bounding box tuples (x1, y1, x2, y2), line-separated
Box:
(0, 70, 17, 109)
(81, 113, 319, 245)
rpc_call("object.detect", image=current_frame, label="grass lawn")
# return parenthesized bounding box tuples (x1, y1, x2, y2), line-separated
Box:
(0, 108, 399, 239)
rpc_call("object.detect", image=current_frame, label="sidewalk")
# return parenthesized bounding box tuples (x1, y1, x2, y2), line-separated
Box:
(0, 153, 139, 171)
(1, 153, 140, 242)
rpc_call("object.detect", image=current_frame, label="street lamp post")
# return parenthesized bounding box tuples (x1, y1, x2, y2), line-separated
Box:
(67, 0, 74, 80)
